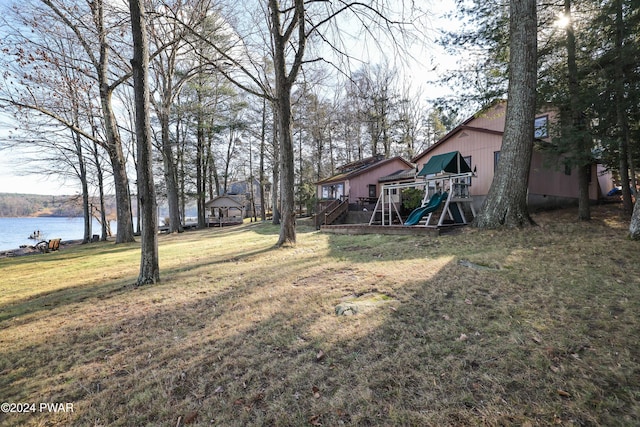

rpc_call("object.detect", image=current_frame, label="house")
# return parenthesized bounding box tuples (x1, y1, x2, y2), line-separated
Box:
(314, 154, 413, 227)
(224, 178, 271, 218)
(411, 101, 614, 211)
(316, 154, 414, 207)
(204, 195, 245, 226)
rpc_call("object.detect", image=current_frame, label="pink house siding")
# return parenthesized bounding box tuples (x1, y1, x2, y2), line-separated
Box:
(416, 127, 501, 197)
(412, 101, 611, 209)
(317, 156, 413, 205)
(347, 160, 412, 202)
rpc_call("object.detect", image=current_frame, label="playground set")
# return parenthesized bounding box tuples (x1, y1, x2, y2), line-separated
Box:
(368, 151, 476, 228)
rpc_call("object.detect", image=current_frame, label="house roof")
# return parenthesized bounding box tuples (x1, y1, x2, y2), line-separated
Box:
(378, 168, 417, 183)
(316, 155, 413, 185)
(226, 178, 262, 195)
(410, 100, 506, 163)
(417, 151, 472, 176)
(205, 195, 244, 209)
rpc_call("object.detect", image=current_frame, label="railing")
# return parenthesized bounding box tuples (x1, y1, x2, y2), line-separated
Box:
(314, 200, 339, 229)
(323, 199, 348, 227)
(206, 215, 243, 227)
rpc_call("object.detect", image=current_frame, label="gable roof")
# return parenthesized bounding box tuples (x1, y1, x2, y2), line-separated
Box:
(205, 195, 244, 209)
(417, 151, 472, 176)
(316, 155, 413, 185)
(411, 100, 506, 163)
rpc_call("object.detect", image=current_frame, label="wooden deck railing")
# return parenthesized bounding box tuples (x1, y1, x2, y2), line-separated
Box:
(315, 200, 339, 229)
(322, 199, 348, 228)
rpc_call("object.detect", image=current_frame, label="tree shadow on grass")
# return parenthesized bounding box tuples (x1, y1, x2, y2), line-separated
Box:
(0, 244, 277, 324)
(1, 213, 639, 426)
(3, 249, 637, 426)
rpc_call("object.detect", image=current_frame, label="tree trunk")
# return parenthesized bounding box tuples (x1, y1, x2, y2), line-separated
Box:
(92, 140, 109, 240)
(80, 169, 91, 243)
(269, 0, 305, 245)
(276, 86, 296, 245)
(196, 94, 206, 228)
(130, 0, 159, 285)
(614, 0, 633, 215)
(630, 198, 640, 239)
(249, 146, 257, 221)
(565, 0, 591, 221)
(176, 112, 187, 224)
(104, 138, 135, 242)
(577, 165, 591, 220)
(260, 98, 267, 221)
(160, 107, 183, 233)
(271, 105, 280, 225)
(80, 165, 91, 244)
(94, 0, 135, 244)
(71, 128, 91, 244)
(474, 0, 537, 228)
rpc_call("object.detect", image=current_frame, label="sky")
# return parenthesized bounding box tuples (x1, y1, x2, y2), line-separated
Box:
(0, 156, 78, 195)
(0, 119, 82, 195)
(0, 0, 457, 196)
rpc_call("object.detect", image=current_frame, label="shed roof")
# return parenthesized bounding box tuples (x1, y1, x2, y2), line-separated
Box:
(417, 151, 471, 176)
(205, 195, 244, 209)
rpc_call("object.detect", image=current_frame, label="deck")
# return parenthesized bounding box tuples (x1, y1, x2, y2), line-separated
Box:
(320, 223, 441, 236)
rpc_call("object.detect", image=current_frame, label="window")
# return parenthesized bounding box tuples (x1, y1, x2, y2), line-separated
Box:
(534, 115, 549, 139)
(322, 183, 344, 199)
(494, 151, 501, 173)
(369, 184, 377, 198)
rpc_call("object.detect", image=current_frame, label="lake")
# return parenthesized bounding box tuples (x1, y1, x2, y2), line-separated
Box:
(0, 217, 107, 251)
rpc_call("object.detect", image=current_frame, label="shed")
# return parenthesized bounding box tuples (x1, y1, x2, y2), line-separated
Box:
(205, 195, 245, 226)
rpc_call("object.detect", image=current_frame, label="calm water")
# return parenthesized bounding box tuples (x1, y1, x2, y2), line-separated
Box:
(0, 217, 106, 251)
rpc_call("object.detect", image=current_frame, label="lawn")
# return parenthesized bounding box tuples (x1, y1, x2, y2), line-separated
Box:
(0, 205, 639, 426)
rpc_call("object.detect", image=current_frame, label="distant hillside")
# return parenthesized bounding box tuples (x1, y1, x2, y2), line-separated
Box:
(0, 193, 116, 218)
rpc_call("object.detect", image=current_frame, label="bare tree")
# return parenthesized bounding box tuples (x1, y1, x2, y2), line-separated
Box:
(169, 0, 424, 245)
(149, 0, 220, 233)
(130, 0, 160, 285)
(149, 1, 188, 234)
(0, 0, 136, 243)
(0, 5, 120, 242)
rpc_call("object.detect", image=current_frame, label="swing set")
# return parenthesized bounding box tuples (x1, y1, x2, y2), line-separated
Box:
(368, 151, 476, 227)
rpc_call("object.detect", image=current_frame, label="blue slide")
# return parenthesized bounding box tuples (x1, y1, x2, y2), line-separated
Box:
(404, 192, 448, 226)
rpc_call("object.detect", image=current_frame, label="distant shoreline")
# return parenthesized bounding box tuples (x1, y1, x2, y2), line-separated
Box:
(0, 193, 117, 218)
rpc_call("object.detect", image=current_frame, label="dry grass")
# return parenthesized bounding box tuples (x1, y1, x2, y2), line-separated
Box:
(1, 205, 639, 426)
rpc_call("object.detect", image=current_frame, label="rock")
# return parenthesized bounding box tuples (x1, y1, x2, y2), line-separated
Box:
(335, 292, 399, 316)
(335, 303, 359, 316)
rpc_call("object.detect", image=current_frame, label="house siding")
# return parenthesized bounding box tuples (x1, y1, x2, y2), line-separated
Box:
(415, 127, 500, 197)
(412, 101, 612, 210)
(317, 157, 412, 204)
(347, 159, 411, 203)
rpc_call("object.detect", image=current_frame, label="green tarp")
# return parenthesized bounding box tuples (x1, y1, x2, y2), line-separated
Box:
(417, 151, 471, 176)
